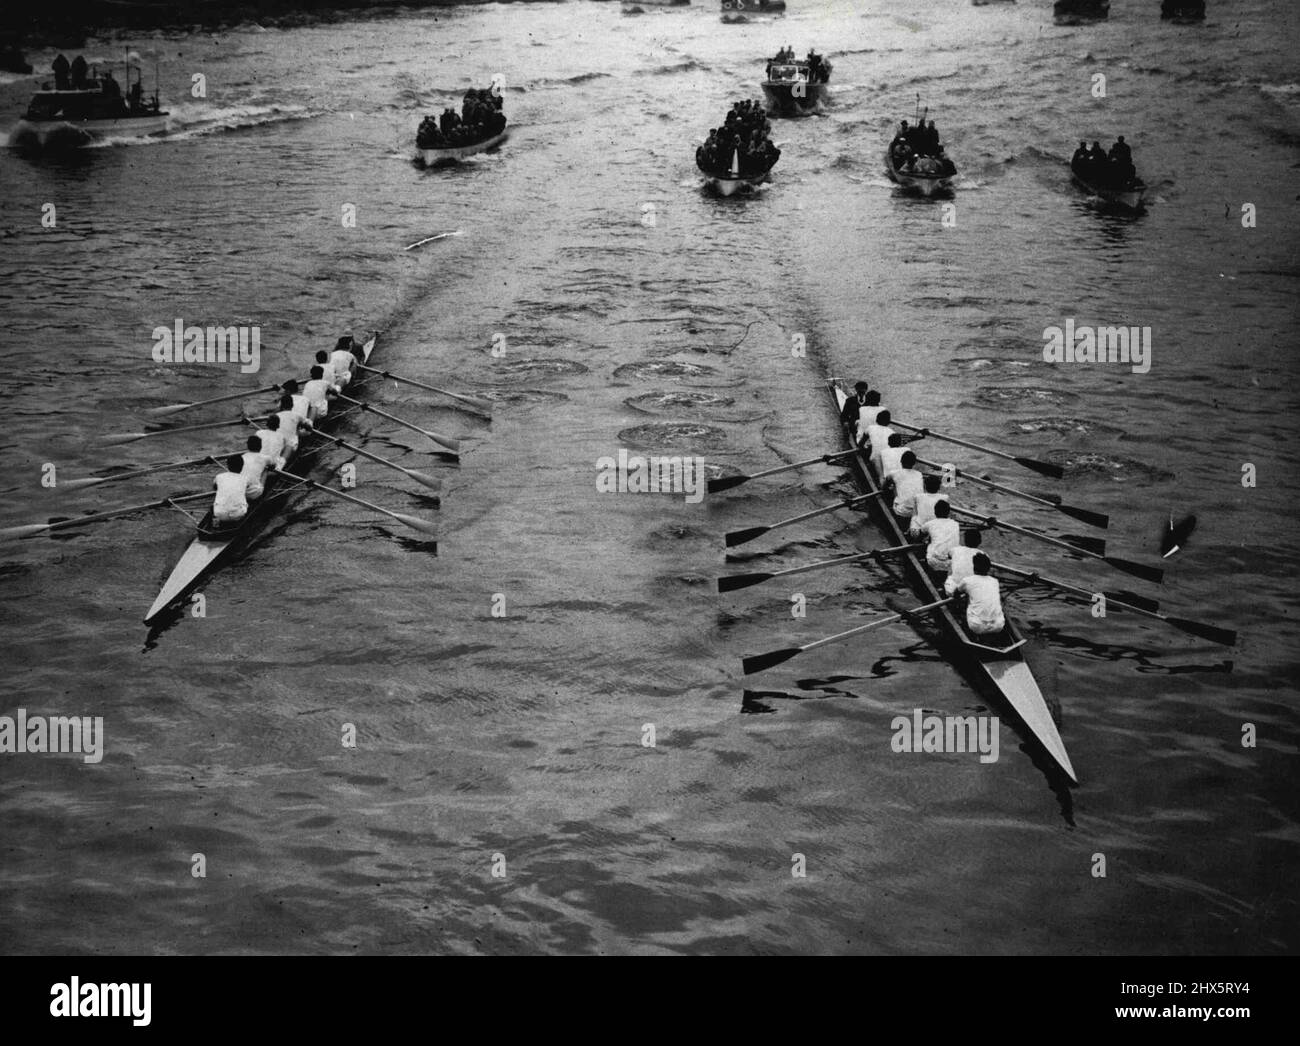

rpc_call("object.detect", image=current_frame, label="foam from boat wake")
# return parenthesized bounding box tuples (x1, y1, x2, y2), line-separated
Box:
(1013, 416, 1125, 437)
(617, 423, 727, 451)
(477, 389, 568, 405)
(1050, 452, 1176, 482)
(625, 391, 736, 414)
(613, 360, 719, 382)
(974, 385, 1081, 408)
(482, 358, 588, 383)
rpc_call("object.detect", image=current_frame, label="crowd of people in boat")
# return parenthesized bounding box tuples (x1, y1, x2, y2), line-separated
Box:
(211, 336, 363, 528)
(416, 87, 506, 150)
(841, 381, 1007, 638)
(696, 99, 781, 179)
(888, 118, 956, 177)
(1071, 137, 1140, 190)
(44, 54, 149, 112)
(764, 46, 832, 84)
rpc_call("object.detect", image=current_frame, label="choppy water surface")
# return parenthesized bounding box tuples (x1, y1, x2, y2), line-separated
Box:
(0, 0, 1297, 954)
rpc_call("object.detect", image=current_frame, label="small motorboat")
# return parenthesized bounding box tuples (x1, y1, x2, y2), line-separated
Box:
(12, 54, 168, 149)
(1070, 155, 1146, 211)
(761, 54, 832, 117)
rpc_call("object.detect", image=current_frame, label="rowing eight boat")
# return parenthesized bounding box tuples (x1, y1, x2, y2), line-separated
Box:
(828, 379, 1077, 784)
(143, 335, 378, 624)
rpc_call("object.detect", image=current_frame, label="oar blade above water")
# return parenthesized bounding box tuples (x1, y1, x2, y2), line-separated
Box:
(0, 523, 52, 541)
(1066, 535, 1107, 556)
(1104, 555, 1164, 585)
(742, 647, 801, 675)
(391, 512, 439, 537)
(407, 469, 443, 492)
(1017, 455, 1064, 479)
(725, 526, 768, 548)
(707, 474, 749, 494)
(1165, 616, 1236, 647)
(1057, 503, 1110, 529)
(718, 571, 772, 593)
(1106, 590, 1160, 613)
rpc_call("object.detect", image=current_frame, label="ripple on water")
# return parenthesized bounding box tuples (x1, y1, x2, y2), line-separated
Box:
(625, 391, 736, 415)
(483, 359, 588, 384)
(613, 360, 719, 382)
(974, 386, 1081, 408)
(617, 423, 728, 451)
(478, 388, 569, 405)
(1049, 451, 1176, 482)
(1012, 416, 1126, 438)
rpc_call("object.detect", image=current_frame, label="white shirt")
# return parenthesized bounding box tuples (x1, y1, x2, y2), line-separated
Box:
(303, 378, 333, 419)
(289, 393, 311, 419)
(880, 445, 906, 476)
(213, 471, 248, 519)
(943, 545, 979, 595)
(253, 428, 286, 468)
(956, 574, 1005, 635)
(240, 450, 270, 498)
(922, 517, 961, 571)
(865, 423, 894, 472)
(274, 410, 304, 453)
(856, 410, 887, 445)
(329, 349, 355, 386)
(911, 490, 945, 533)
(889, 468, 924, 518)
(317, 361, 338, 387)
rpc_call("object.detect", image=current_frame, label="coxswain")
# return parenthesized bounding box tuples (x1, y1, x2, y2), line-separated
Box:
(886, 451, 925, 529)
(952, 553, 1005, 635)
(862, 409, 895, 474)
(212, 454, 249, 526)
(252, 413, 287, 471)
(920, 499, 961, 573)
(880, 432, 908, 476)
(274, 394, 312, 457)
(943, 528, 984, 596)
(840, 381, 871, 426)
(241, 435, 271, 500)
(280, 379, 312, 419)
(909, 473, 945, 539)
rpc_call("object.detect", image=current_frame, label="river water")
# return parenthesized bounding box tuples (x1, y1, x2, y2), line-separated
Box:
(0, 0, 1296, 954)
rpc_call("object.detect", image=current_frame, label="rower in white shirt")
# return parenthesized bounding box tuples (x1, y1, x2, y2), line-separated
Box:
(280, 380, 312, 420)
(909, 474, 945, 539)
(240, 435, 272, 500)
(886, 451, 925, 529)
(920, 499, 961, 573)
(862, 410, 895, 474)
(943, 528, 985, 596)
(314, 349, 339, 388)
(854, 395, 885, 447)
(329, 336, 359, 389)
(880, 433, 908, 477)
(212, 454, 249, 526)
(302, 365, 337, 421)
(252, 414, 287, 471)
(274, 393, 313, 458)
(952, 552, 1006, 636)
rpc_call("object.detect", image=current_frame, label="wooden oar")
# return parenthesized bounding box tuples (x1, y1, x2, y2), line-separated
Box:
(57, 452, 229, 491)
(101, 417, 251, 446)
(912, 455, 1108, 529)
(310, 431, 442, 492)
(952, 506, 1164, 584)
(707, 449, 860, 494)
(993, 561, 1235, 646)
(719, 543, 922, 593)
(725, 491, 883, 548)
(271, 471, 438, 536)
(146, 384, 283, 418)
(892, 421, 1063, 479)
(354, 366, 494, 415)
(742, 596, 955, 675)
(0, 492, 211, 540)
(336, 394, 461, 454)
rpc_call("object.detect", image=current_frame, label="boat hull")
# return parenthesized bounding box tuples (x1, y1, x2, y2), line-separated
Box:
(1071, 170, 1146, 211)
(1053, 0, 1109, 23)
(144, 336, 378, 623)
(417, 128, 509, 166)
(701, 169, 772, 196)
(761, 81, 831, 117)
(12, 113, 169, 148)
(827, 380, 1077, 784)
(884, 148, 954, 197)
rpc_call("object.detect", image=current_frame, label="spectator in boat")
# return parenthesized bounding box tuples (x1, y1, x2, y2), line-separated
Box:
(212, 455, 250, 526)
(252, 414, 287, 472)
(910, 474, 945, 539)
(943, 528, 984, 597)
(887, 452, 925, 526)
(102, 70, 120, 97)
(952, 553, 1005, 635)
(893, 120, 910, 146)
(921, 500, 961, 574)
(1087, 140, 1107, 173)
(1071, 140, 1089, 169)
(241, 435, 271, 500)
(129, 79, 143, 110)
(937, 146, 955, 176)
(52, 53, 69, 89)
(70, 55, 88, 89)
